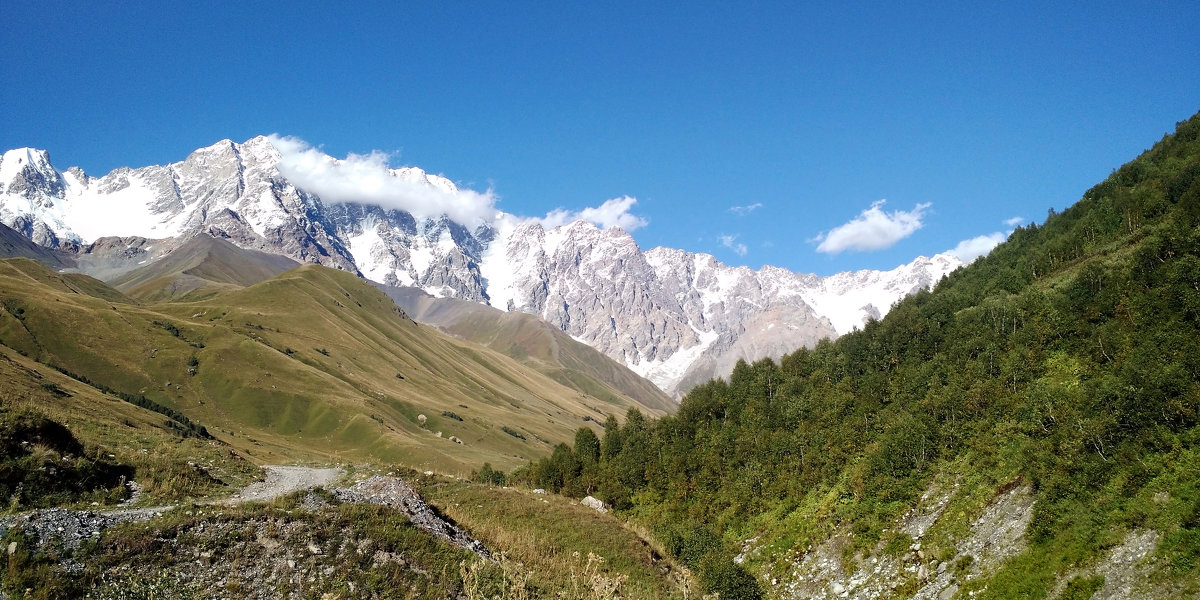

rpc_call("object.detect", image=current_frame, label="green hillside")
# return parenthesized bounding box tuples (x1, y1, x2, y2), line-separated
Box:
(0, 259, 687, 598)
(0, 343, 260, 509)
(381, 284, 676, 414)
(529, 113, 1200, 598)
(0, 348, 688, 597)
(0, 259, 664, 475)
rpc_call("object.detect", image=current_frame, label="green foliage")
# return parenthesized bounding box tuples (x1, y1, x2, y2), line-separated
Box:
(697, 555, 761, 600)
(524, 112, 1200, 595)
(1060, 575, 1105, 600)
(532, 443, 580, 494)
(38, 381, 67, 397)
(473, 462, 507, 486)
(151, 320, 180, 337)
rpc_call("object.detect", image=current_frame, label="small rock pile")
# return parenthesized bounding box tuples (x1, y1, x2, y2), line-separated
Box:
(333, 476, 491, 559)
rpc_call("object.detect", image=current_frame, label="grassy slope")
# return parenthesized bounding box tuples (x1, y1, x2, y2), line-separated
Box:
(0, 259, 655, 474)
(423, 479, 690, 598)
(0, 263, 683, 596)
(382, 284, 676, 414)
(0, 343, 259, 508)
(101, 232, 674, 418)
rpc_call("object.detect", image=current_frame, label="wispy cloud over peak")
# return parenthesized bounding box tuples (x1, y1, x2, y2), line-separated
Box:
(719, 234, 748, 256)
(539, 195, 649, 231)
(946, 232, 1006, 262)
(271, 135, 499, 227)
(269, 136, 649, 232)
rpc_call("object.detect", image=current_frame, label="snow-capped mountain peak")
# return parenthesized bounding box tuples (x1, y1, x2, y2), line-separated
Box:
(800, 253, 963, 334)
(0, 137, 965, 397)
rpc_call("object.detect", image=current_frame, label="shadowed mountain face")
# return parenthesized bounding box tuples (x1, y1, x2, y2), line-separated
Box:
(0, 221, 75, 268)
(110, 234, 300, 301)
(378, 284, 675, 414)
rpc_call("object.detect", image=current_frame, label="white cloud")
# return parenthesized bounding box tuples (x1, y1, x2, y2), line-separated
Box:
(538, 195, 649, 231)
(1004, 216, 1025, 227)
(271, 135, 499, 227)
(271, 135, 648, 232)
(815, 200, 930, 254)
(728, 202, 763, 216)
(719, 234, 748, 256)
(947, 232, 1006, 262)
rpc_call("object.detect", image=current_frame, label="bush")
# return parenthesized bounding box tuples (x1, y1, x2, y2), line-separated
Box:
(472, 463, 506, 486)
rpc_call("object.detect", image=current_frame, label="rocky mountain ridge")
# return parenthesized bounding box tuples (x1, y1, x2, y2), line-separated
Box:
(0, 138, 963, 396)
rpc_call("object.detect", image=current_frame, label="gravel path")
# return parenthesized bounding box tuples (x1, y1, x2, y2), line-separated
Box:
(0, 465, 345, 551)
(224, 465, 344, 504)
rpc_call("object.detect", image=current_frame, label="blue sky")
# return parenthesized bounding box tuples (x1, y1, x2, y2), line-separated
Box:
(2, 2, 1196, 275)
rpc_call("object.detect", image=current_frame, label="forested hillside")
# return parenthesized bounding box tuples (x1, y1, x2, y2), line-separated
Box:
(527, 113, 1200, 599)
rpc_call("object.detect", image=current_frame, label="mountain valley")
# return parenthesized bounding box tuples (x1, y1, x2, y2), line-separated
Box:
(2, 112, 1197, 599)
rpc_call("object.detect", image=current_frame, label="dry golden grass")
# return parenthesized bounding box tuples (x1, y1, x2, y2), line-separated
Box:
(423, 480, 693, 599)
(0, 258, 661, 477)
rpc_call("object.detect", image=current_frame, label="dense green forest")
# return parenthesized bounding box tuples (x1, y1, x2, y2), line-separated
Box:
(523, 113, 1200, 598)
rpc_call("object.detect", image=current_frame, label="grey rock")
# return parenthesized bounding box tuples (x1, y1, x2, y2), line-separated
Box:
(333, 475, 490, 559)
(581, 496, 607, 513)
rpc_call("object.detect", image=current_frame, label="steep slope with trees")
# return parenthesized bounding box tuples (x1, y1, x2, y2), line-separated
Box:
(527, 112, 1200, 599)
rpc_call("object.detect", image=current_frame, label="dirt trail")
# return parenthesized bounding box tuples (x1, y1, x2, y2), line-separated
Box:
(224, 465, 344, 504)
(0, 465, 346, 551)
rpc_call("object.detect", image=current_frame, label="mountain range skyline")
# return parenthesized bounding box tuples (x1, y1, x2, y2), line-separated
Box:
(3, 4, 1194, 276)
(1, 135, 986, 270)
(0, 135, 963, 395)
